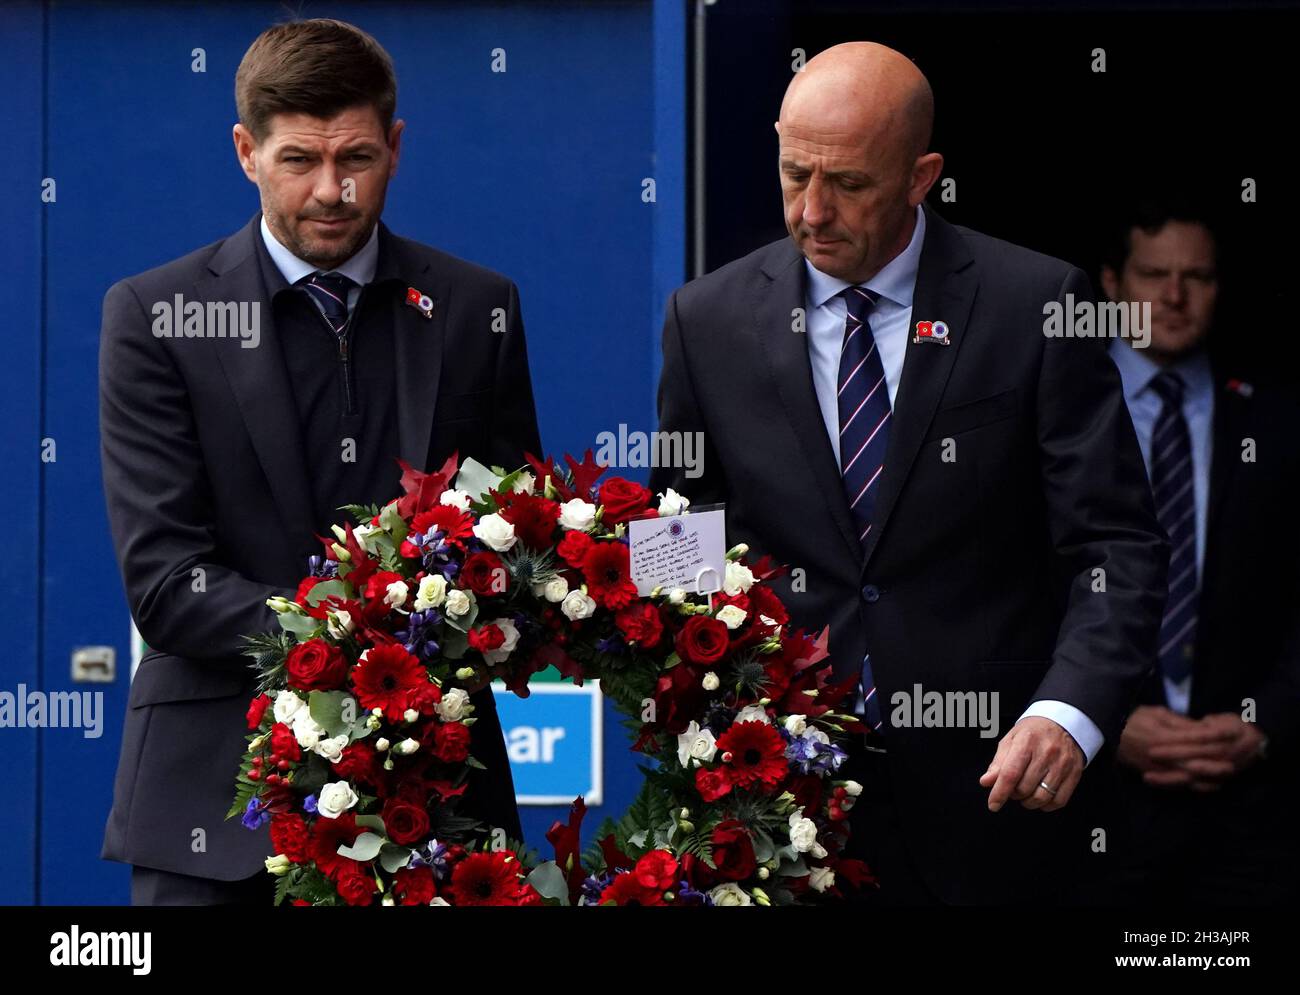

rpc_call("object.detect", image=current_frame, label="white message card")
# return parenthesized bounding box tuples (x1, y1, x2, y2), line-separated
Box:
(626, 506, 727, 597)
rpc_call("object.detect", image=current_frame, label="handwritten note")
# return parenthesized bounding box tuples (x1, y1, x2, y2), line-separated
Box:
(627, 508, 727, 597)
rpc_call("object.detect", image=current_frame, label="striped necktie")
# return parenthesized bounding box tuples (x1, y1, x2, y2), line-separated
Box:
(838, 286, 889, 730)
(1148, 370, 1198, 684)
(300, 271, 356, 336)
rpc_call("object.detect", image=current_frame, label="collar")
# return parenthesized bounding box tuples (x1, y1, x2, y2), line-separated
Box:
(804, 203, 926, 310)
(1109, 337, 1214, 404)
(259, 214, 380, 288)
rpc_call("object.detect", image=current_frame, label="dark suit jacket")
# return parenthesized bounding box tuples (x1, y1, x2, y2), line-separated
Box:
(99, 215, 540, 881)
(650, 205, 1169, 903)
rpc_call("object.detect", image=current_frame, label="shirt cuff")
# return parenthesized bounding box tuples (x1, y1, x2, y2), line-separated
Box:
(1018, 700, 1104, 767)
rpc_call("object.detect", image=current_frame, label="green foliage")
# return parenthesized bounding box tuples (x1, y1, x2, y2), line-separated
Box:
(241, 631, 293, 694)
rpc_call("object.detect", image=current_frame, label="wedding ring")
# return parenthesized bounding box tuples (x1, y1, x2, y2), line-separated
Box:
(1038, 780, 1057, 797)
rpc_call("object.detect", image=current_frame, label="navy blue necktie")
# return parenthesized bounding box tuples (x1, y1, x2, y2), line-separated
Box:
(1148, 371, 1198, 684)
(300, 271, 356, 336)
(837, 286, 889, 730)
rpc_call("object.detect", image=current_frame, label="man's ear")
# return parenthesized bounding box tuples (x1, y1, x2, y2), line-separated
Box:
(232, 124, 258, 183)
(1099, 264, 1119, 302)
(907, 152, 944, 206)
(386, 119, 405, 178)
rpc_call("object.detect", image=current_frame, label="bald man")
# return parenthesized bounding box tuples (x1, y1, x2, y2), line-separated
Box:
(650, 43, 1167, 904)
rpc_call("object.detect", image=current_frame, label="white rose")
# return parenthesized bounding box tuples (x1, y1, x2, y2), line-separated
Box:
(437, 688, 472, 721)
(273, 690, 305, 724)
(558, 498, 597, 531)
(473, 513, 517, 552)
(439, 489, 472, 511)
(809, 867, 836, 893)
(561, 590, 597, 621)
(316, 780, 359, 819)
(445, 589, 475, 618)
(480, 619, 520, 665)
(512, 471, 536, 494)
(657, 487, 690, 516)
(788, 812, 819, 853)
(708, 883, 753, 906)
(734, 704, 770, 726)
(702, 671, 720, 691)
(414, 574, 448, 611)
(292, 710, 326, 751)
(326, 609, 354, 639)
(315, 734, 349, 763)
(723, 562, 755, 596)
(384, 580, 409, 610)
(784, 714, 808, 736)
(716, 604, 748, 630)
(542, 576, 570, 603)
(677, 721, 717, 768)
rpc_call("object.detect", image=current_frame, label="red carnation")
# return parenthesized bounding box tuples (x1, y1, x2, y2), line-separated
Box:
(717, 721, 788, 792)
(449, 851, 525, 906)
(695, 765, 732, 802)
(309, 813, 361, 879)
(556, 529, 594, 567)
(675, 615, 730, 666)
(433, 721, 472, 763)
(467, 623, 506, 654)
(711, 820, 757, 881)
(496, 490, 561, 550)
(382, 798, 431, 846)
(352, 643, 427, 717)
(336, 864, 377, 906)
(285, 639, 348, 691)
(294, 575, 327, 612)
(333, 741, 377, 782)
(394, 866, 437, 905)
(362, 570, 406, 613)
(269, 722, 301, 763)
(615, 601, 663, 648)
(270, 813, 310, 863)
(633, 850, 679, 891)
(582, 542, 637, 610)
(600, 869, 669, 906)
(246, 693, 271, 730)
(598, 477, 653, 526)
(461, 551, 508, 597)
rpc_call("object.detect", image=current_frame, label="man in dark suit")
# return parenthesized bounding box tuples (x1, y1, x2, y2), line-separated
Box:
(1090, 199, 1300, 903)
(650, 42, 1167, 904)
(99, 19, 539, 905)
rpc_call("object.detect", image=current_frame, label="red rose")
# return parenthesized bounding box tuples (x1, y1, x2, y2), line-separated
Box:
(285, 639, 348, 691)
(394, 866, 437, 905)
(597, 477, 654, 526)
(269, 722, 301, 763)
(615, 602, 663, 648)
(556, 529, 594, 567)
(434, 721, 472, 763)
(270, 813, 309, 862)
(382, 798, 431, 846)
(461, 551, 508, 597)
(711, 819, 757, 881)
(467, 623, 505, 654)
(246, 693, 271, 729)
(675, 615, 730, 666)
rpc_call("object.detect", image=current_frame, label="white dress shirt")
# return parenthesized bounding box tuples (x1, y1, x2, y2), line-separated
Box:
(259, 215, 379, 317)
(803, 204, 1104, 765)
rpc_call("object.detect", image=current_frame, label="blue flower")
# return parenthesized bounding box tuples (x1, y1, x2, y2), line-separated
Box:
(241, 797, 269, 831)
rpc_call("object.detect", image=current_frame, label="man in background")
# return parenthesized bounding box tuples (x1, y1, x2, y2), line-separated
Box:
(1092, 198, 1300, 903)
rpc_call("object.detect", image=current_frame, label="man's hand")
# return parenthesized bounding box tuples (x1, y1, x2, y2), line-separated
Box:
(1141, 711, 1266, 791)
(1116, 705, 1210, 776)
(979, 716, 1085, 813)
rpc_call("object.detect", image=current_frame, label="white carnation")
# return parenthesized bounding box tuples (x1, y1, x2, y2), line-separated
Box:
(542, 576, 570, 603)
(784, 714, 808, 736)
(439, 489, 472, 511)
(702, 671, 720, 691)
(809, 867, 836, 893)
(788, 812, 819, 853)
(716, 604, 748, 630)
(437, 688, 472, 721)
(723, 562, 755, 596)
(657, 488, 690, 516)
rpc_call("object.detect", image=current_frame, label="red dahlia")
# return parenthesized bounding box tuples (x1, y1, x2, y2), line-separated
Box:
(716, 721, 788, 792)
(582, 542, 637, 610)
(352, 643, 427, 716)
(449, 851, 525, 906)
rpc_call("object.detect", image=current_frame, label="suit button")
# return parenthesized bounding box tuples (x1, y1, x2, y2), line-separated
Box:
(861, 584, 880, 603)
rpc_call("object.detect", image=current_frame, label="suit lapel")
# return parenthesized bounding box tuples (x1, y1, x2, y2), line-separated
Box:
(201, 217, 316, 535)
(374, 224, 444, 471)
(1205, 376, 1250, 544)
(752, 240, 865, 562)
(861, 206, 977, 569)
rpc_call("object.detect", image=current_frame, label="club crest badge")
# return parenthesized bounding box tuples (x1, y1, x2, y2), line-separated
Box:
(405, 287, 435, 319)
(913, 319, 950, 345)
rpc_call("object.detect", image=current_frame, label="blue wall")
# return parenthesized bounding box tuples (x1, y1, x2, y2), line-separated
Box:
(1, 0, 685, 904)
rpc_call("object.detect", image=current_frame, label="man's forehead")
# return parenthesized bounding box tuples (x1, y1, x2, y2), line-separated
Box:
(778, 132, 875, 166)
(1129, 222, 1217, 264)
(265, 108, 385, 146)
